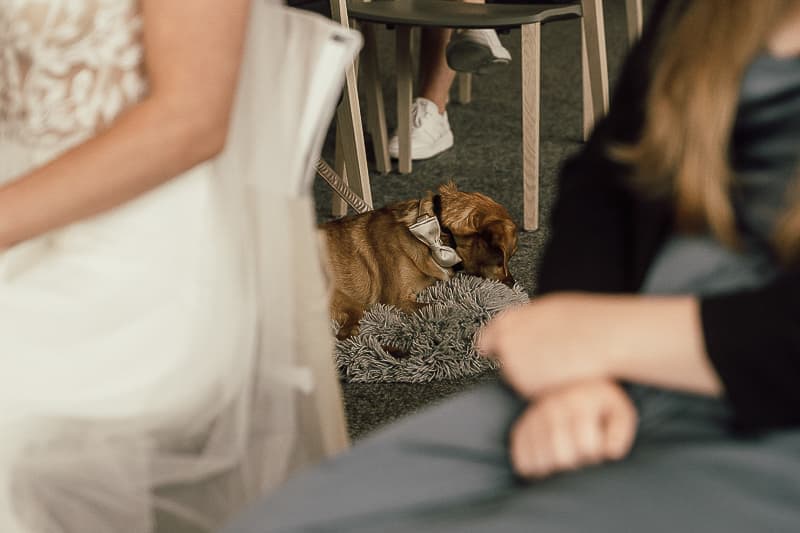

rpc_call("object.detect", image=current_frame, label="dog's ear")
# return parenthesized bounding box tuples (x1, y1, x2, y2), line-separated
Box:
(480, 220, 506, 248)
(438, 181, 459, 196)
(479, 219, 518, 252)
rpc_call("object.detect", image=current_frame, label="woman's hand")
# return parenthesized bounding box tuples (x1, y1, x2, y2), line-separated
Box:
(478, 293, 626, 397)
(478, 292, 722, 398)
(510, 379, 637, 479)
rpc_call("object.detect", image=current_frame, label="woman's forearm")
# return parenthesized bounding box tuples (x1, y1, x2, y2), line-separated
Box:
(0, 95, 225, 249)
(480, 292, 724, 398)
(0, 0, 251, 250)
(606, 295, 724, 396)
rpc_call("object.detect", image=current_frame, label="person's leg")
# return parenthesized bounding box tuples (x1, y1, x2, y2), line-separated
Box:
(418, 28, 457, 113)
(223, 383, 800, 533)
(363, 424, 800, 533)
(364, 391, 800, 533)
(388, 24, 456, 161)
(445, 0, 511, 76)
(416, 0, 512, 110)
(388, 0, 512, 161)
(222, 383, 525, 532)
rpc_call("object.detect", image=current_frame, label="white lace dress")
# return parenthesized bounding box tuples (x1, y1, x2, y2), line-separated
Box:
(0, 1, 358, 531)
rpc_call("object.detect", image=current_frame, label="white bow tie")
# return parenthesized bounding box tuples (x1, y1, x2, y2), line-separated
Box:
(408, 215, 462, 268)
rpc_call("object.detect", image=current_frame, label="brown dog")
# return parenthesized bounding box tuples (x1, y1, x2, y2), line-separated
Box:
(320, 182, 518, 339)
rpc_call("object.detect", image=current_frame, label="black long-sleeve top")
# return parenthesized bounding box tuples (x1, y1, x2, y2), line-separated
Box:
(536, 0, 800, 431)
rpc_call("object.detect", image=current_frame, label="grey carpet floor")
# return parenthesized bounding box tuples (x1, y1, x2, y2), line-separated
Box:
(313, 0, 653, 439)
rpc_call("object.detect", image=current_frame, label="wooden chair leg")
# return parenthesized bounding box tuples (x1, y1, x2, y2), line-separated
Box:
(625, 0, 643, 47)
(361, 23, 391, 175)
(330, 0, 373, 209)
(457, 73, 472, 105)
(336, 62, 374, 208)
(332, 123, 348, 217)
(411, 26, 421, 84)
(581, 0, 609, 141)
(521, 23, 541, 232)
(580, 24, 593, 142)
(396, 25, 413, 174)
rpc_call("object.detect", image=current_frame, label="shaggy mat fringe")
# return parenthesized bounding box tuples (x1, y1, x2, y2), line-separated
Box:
(335, 274, 529, 383)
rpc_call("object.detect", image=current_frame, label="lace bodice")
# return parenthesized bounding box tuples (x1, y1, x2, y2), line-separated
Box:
(0, 0, 146, 149)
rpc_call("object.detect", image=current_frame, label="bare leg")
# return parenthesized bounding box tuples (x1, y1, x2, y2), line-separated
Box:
(418, 28, 456, 113)
(418, 0, 487, 113)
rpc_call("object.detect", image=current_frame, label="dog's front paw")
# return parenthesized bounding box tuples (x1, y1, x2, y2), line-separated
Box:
(382, 345, 408, 358)
(336, 323, 361, 340)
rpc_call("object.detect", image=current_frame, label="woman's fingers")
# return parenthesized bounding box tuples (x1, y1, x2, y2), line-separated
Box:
(511, 404, 547, 477)
(474, 322, 495, 357)
(572, 408, 604, 464)
(475, 307, 510, 357)
(511, 402, 592, 478)
(510, 380, 638, 480)
(547, 409, 580, 473)
(602, 393, 638, 460)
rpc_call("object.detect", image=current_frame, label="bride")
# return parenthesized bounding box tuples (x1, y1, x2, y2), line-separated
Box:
(0, 0, 357, 531)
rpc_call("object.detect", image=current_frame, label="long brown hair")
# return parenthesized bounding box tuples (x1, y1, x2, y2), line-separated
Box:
(612, 0, 800, 263)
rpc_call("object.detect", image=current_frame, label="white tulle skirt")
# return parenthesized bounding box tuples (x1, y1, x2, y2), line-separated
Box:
(0, 3, 358, 532)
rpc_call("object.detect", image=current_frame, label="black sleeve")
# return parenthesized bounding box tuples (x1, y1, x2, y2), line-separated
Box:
(701, 269, 800, 431)
(536, 150, 639, 294)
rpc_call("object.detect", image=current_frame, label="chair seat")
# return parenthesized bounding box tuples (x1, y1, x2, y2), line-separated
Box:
(348, 0, 581, 29)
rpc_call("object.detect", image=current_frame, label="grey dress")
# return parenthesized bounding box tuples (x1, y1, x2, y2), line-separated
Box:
(221, 54, 800, 533)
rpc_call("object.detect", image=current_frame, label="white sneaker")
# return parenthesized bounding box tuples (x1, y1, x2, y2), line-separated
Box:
(388, 97, 454, 160)
(446, 29, 512, 75)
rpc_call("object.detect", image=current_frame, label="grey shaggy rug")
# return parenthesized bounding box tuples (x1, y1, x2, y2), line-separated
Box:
(335, 274, 530, 383)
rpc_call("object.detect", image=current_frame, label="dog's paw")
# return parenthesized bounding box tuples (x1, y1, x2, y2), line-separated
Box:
(336, 324, 361, 340)
(382, 345, 408, 358)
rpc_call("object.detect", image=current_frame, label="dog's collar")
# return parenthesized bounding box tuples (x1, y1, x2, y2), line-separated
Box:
(433, 194, 464, 273)
(408, 196, 462, 268)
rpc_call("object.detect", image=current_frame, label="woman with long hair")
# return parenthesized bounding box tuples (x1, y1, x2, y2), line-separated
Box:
(225, 1, 800, 531)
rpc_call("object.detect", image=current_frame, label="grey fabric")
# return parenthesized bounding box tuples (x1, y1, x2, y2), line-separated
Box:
(222, 383, 800, 533)
(639, 234, 778, 297)
(732, 53, 800, 242)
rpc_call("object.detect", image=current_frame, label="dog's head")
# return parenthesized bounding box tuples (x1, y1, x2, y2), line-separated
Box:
(436, 182, 518, 286)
